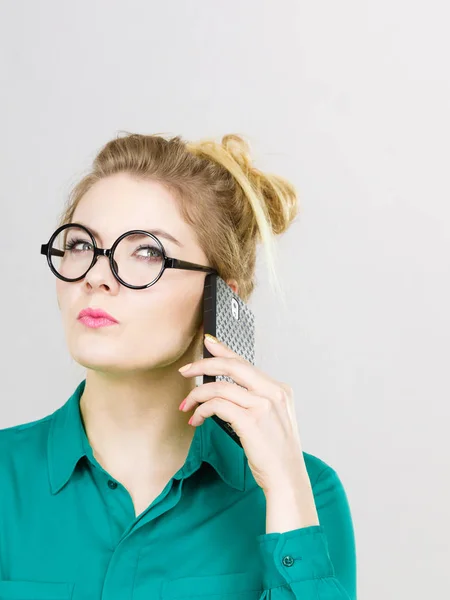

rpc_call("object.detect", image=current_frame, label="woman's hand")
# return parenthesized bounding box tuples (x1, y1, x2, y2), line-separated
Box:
(178, 334, 307, 495)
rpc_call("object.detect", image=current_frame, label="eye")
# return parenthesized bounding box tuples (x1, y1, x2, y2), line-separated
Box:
(134, 245, 163, 260)
(65, 238, 92, 252)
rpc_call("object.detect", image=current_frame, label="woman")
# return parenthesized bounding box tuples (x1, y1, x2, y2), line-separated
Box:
(0, 133, 356, 599)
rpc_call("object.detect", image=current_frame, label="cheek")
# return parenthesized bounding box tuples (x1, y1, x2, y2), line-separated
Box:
(55, 279, 70, 312)
(130, 288, 203, 346)
(55, 281, 86, 330)
(134, 295, 199, 333)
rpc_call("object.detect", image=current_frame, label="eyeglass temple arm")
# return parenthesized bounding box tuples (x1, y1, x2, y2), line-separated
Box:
(41, 244, 64, 257)
(166, 257, 217, 274)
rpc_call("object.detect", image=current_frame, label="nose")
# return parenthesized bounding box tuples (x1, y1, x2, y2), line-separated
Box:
(88, 248, 119, 280)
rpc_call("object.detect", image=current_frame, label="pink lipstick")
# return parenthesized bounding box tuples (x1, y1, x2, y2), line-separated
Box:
(77, 307, 119, 328)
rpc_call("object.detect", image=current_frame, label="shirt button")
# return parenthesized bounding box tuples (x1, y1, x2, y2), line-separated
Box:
(108, 480, 118, 489)
(282, 555, 295, 567)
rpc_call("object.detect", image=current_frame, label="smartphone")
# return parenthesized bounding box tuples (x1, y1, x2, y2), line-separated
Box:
(202, 273, 256, 447)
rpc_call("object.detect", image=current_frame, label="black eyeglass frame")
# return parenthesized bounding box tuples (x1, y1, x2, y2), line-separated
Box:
(40, 223, 218, 290)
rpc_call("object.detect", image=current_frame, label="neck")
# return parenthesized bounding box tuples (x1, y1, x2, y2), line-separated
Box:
(79, 354, 200, 479)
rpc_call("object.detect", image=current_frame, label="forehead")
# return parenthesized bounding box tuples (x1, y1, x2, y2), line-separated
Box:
(74, 173, 180, 221)
(71, 173, 189, 247)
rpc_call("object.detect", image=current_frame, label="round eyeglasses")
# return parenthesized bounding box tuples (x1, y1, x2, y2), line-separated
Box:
(40, 223, 218, 290)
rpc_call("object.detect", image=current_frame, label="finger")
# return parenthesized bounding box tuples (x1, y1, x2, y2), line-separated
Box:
(181, 381, 260, 413)
(203, 334, 243, 359)
(179, 356, 280, 397)
(189, 397, 250, 432)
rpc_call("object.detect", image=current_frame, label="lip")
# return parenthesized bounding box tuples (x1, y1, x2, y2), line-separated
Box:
(77, 307, 119, 327)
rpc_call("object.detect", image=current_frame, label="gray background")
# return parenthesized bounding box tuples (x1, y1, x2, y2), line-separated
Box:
(1, 1, 449, 598)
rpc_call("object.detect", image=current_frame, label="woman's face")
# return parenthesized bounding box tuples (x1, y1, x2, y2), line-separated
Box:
(56, 172, 213, 374)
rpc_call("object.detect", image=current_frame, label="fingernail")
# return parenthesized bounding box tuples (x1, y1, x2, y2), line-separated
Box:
(179, 399, 187, 411)
(205, 334, 218, 343)
(178, 363, 192, 373)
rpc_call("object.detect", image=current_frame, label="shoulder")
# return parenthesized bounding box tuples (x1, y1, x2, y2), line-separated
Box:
(0, 411, 64, 537)
(302, 450, 355, 547)
(302, 450, 340, 486)
(302, 451, 352, 509)
(0, 412, 54, 476)
(0, 411, 54, 441)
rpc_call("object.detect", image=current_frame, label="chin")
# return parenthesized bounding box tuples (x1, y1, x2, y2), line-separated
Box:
(70, 345, 124, 369)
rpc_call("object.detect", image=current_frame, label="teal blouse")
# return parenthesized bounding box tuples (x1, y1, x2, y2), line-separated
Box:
(0, 379, 357, 599)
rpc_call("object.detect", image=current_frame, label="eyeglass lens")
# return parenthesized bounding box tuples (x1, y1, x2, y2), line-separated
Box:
(49, 226, 164, 286)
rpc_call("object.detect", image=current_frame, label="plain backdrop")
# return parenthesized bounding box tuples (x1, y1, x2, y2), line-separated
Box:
(1, 1, 449, 598)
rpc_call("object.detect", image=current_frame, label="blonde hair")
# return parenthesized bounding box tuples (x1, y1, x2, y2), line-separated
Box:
(57, 132, 300, 307)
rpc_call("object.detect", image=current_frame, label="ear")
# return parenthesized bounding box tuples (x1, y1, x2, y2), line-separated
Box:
(226, 279, 238, 295)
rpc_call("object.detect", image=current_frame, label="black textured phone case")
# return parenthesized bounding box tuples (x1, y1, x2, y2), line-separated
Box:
(202, 273, 256, 447)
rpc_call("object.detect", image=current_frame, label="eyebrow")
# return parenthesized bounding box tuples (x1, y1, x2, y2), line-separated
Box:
(76, 223, 183, 248)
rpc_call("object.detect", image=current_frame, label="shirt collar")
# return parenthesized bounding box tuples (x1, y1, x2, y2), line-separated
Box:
(48, 379, 246, 494)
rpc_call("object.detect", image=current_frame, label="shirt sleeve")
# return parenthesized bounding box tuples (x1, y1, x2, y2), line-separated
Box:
(255, 465, 357, 599)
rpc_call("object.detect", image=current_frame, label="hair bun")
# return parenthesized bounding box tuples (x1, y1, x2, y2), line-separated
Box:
(221, 134, 255, 173)
(220, 134, 298, 237)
